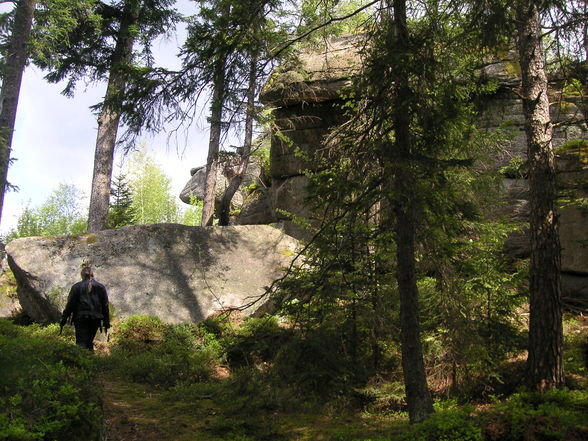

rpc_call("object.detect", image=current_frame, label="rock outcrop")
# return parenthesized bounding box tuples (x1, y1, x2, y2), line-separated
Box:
(258, 36, 588, 297)
(179, 153, 270, 224)
(6, 224, 299, 324)
(257, 35, 362, 237)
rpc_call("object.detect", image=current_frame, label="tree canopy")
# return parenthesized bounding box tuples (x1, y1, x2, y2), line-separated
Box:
(1, 0, 587, 430)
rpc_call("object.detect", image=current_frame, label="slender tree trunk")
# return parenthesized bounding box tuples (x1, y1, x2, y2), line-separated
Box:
(0, 0, 36, 226)
(395, 194, 434, 422)
(516, 1, 564, 391)
(219, 53, 258, 226)
(87, 0, 140, 232)
(201, 54, 227, 226)
(583, 2, 588, 62)
(389, 0, 434, 423)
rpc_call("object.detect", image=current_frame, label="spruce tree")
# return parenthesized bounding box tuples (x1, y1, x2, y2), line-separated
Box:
(0, 0, 99, 228)
(108, 173, 135, 228)
(467, 0, 578, 391)
(0, 0, 36, 227)
(515, 0, 564, 391)
(40, 0, 179, 232)
(275, 0, 506, 422)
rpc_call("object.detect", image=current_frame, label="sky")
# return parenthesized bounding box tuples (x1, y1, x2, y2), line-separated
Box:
(0, 0, 209, 235)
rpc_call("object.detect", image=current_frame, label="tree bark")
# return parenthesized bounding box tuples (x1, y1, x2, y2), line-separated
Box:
(0, 0, 36, 226)
(87, 0, 140, 232)
(201, 53, 227, 226)
(218, 53, 257, 226)
(516, 1, 564, 391)
(388, 0, 434, 423)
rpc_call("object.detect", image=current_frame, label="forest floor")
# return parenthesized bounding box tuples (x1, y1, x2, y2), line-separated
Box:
(99, 373, 408, 441)
(96, 315, 588, 441)
(100, 375, 221, 441)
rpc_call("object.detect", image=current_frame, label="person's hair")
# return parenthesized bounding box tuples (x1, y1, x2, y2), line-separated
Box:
(80, 266, 94, 293)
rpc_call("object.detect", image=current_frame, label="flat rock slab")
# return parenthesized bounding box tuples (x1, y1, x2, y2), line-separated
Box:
(6, 224, 299, 324)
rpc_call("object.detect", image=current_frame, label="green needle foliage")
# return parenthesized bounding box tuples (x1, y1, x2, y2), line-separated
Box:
(272, 0, 524, 399)
(108, 172, 136, 228)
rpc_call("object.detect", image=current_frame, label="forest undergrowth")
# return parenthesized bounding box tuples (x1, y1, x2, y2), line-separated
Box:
(0, 313, 587, 441)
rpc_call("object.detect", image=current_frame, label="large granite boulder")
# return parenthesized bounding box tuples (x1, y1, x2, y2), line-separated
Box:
(0, 242, 20, 318)
(5, 224, 299, 324)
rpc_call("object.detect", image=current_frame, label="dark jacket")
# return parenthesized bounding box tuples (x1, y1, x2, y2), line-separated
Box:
(60, 279, 110, 329)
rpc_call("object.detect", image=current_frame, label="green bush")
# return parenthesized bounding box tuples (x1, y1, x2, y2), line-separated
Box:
(278, 329, 356, 394)
(224, 316, 291, 367)
(113, 314, 166, 351)
(481, 389, 588, 441)
(0, 319, 102, 441)
(399, 409, 483, 441)
(106, 316, 220, 388)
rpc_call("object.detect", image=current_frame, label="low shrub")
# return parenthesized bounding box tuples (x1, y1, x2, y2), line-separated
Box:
(0, 319, 102, 441)
(398, 409, 483, 441)
(224, 316, 291, 367)
(481, 389, 588, 441)
(105, 316, 220, 388)
(113, 314, 166, 351)
(271, 328, 357, 399)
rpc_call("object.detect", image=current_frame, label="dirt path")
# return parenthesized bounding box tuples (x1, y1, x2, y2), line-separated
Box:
(101, 377, 171, 441)
(99, 373, 227, 441)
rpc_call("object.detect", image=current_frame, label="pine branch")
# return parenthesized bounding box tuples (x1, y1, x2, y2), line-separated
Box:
(271, 0, 380, 59)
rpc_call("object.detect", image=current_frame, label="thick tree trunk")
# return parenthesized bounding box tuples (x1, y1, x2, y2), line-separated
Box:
(0, 0, 36, 226)
(219, 54, 257, 226)
(87, 0, 140, 233)
(201, 55, 227, 226)
(389, 0, 434, 423)
(395, 193, 434, 423)
(516, 1, 564, 391)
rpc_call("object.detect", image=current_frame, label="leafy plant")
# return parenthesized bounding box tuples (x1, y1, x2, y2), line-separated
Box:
(105, 315, 219, 388)
(3, 183, 87, 242)
(398, 409, 483, 441)
(480, 389, 588, 441)
(0, 319, 102, 441)
(127, 149, 180, 225)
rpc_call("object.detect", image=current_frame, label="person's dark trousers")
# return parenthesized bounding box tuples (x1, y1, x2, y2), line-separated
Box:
(74, 317, 101, 351)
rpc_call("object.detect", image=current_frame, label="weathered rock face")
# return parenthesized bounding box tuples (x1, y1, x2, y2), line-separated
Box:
(179, 154, 266, 223)
(6, 224, 298, 324)
(256, 36, 361, 237)
(259, 37, 588, 297)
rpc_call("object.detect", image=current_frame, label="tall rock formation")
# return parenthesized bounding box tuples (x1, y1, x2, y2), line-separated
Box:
(257, 36, 587, 299)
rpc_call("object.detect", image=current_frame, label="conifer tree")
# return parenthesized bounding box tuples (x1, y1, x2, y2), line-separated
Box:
(0, 0, 36, 227)
(0, 0, 98, 228)
(383, 0, 434, 422)
(515, 0, 564, 391)
(87, 0, 141, 233)
(108, 172, 135, 228)
(468, 0, 582, 391)
(40, 0, 179, 233)
(184, 0, 282, 226)
(218, 51, 257, 226)
(275, 0, 505, 423)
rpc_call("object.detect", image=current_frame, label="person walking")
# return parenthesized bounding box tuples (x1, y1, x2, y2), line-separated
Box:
(60, 266, 110, 351)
